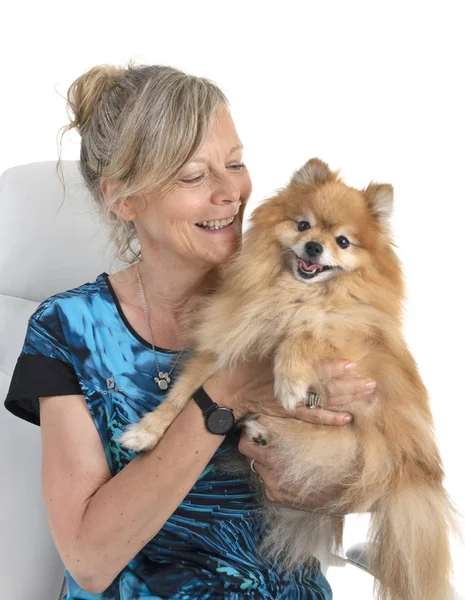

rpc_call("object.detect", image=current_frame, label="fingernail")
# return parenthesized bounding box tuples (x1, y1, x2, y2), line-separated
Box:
(345, 362, 356, 371)
(365, 380, 376, 390)
(343, 415, 352, 423)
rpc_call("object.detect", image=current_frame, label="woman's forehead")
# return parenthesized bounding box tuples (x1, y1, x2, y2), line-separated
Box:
(192, 110, 243, 161)
(190, 143, 243, 165)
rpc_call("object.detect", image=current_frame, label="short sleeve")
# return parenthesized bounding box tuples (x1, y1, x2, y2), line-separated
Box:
(4, 300, 82, 426)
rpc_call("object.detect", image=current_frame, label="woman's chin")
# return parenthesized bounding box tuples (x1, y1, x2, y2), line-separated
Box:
(202, 240, 241, 268)
(187, 221, 242, 268)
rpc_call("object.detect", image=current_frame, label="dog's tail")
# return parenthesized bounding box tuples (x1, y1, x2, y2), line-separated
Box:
(368, 482, 457, 600)
(260, 504, 343, 574)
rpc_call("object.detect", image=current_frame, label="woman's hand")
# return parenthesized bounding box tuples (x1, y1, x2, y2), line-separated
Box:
(204, 358, 376, 426)
(238, 435, 347, 515)
(205, 358, 376, 513)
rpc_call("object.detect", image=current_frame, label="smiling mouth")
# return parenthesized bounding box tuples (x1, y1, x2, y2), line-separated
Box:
(195, 215, 236, 231)
(296, 256, 339, 280)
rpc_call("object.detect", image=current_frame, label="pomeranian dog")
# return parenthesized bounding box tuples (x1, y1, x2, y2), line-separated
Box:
(121, 158, 456, 600)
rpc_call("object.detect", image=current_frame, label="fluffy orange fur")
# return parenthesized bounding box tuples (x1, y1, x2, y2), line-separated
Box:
(121, 158, 456, 600)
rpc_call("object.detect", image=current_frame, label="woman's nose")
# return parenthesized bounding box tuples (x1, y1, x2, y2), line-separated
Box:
(210, 173, 241, 205)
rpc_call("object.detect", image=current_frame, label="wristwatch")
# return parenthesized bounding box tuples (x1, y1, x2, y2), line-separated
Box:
(192, 386, 235, 435)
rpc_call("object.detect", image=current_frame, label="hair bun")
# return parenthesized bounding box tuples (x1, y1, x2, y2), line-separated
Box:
(67, 65, 124, 132)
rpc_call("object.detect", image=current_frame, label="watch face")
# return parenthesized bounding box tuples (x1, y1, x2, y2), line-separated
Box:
(206, 408, 235, 435)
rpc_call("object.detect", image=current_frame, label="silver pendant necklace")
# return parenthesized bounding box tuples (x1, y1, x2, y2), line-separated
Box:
(136, 263, 184, 391)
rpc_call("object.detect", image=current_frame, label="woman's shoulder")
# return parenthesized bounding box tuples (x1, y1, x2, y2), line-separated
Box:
(32, 273, 110, 321)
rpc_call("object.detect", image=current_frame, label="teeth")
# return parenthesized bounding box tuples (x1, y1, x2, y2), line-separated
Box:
(197, 215, 235, 230)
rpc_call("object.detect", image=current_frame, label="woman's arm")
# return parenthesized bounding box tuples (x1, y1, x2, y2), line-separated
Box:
(40, 392, 227, 594)
(41, 358, 373, 593)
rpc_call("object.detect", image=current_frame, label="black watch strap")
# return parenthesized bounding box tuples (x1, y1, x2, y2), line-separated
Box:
(192, 386, 235, 435)
(192, 386, 219, 415)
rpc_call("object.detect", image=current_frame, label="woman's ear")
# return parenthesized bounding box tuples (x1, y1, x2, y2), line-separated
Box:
(100, 179, 139, 221)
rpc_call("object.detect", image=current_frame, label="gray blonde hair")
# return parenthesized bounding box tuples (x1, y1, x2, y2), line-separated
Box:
(63, 63, 228, 263)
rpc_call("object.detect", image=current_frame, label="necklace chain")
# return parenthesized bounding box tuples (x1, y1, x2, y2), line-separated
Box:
(136, 263, 184, 390)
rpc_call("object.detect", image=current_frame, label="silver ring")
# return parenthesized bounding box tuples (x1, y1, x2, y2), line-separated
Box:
(250, 459, 257, 473)
(307, 391, 322, 409)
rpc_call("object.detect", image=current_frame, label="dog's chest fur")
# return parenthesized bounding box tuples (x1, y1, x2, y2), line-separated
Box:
(194, 273, 392, 368)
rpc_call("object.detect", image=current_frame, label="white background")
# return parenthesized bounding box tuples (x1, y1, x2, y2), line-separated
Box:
(1, 1, 464, 597)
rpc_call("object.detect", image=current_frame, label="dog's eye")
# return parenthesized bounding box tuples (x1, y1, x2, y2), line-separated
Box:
(336, 236, 350, 249)
(297, 221, 311, 232)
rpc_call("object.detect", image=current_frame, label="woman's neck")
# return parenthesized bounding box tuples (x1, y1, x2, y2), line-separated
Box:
(109, 246, 219, 351)
(136, 252, 216, 316)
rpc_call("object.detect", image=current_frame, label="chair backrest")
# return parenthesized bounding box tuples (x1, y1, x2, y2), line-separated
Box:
(0, 161, 117, 600)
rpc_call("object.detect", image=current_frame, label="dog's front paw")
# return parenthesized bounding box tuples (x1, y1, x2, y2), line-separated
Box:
(274, 378, 309, 412)
(119, 420, 161, 452)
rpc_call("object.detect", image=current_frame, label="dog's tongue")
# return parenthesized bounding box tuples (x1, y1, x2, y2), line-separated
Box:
(298, 258, 322, 273)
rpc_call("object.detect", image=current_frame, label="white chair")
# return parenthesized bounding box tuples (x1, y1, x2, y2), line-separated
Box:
(0, 161, 116, 600)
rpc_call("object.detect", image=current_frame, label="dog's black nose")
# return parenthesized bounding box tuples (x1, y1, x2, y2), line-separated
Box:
(305, 241, 323, 258)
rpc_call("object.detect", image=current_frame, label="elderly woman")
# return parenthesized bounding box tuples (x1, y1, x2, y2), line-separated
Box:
(4, 64, 376, 599)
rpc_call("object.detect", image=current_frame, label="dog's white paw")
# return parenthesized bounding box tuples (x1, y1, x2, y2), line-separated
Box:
(119, 423, 159, 452)
(274, 378, 309, 411)
(244, 419, 269, 446)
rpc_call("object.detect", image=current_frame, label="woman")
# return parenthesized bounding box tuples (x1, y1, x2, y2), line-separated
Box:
(5, 64, 376, 599)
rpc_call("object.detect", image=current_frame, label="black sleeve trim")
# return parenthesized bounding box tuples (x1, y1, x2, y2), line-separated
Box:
(4, 354, 82, 426)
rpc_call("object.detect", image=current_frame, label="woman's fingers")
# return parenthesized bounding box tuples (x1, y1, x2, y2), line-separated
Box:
(238, 433, 345, 511)
(323, 376, 376, 405)
(294, 405, 352, 425)
(237, 436, 271, 489)
(238, 436, 282, 491)
(295, 374, 376, 423)
(312, 359, 376, 389)
(313, 359, 357, 381)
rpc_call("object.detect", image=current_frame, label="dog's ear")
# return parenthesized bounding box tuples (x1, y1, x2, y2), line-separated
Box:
(291, 158, 338, 187)
(364, 183, 394, 226)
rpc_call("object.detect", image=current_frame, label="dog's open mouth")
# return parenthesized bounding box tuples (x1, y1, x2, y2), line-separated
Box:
(296, 257, 337, 280)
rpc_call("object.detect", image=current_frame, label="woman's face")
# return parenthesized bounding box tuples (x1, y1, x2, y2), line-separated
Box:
(135, 107, 252, 270)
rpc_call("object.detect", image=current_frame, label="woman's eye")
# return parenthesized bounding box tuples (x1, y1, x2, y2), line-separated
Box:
(181, 172, 206, 184)
(228, 162, 246, 171)
(336, 236, 350, 249)
(298, 221, 311, 232)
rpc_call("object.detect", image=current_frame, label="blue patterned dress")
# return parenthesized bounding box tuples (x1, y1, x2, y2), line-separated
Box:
(5, 273, 332, 600)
